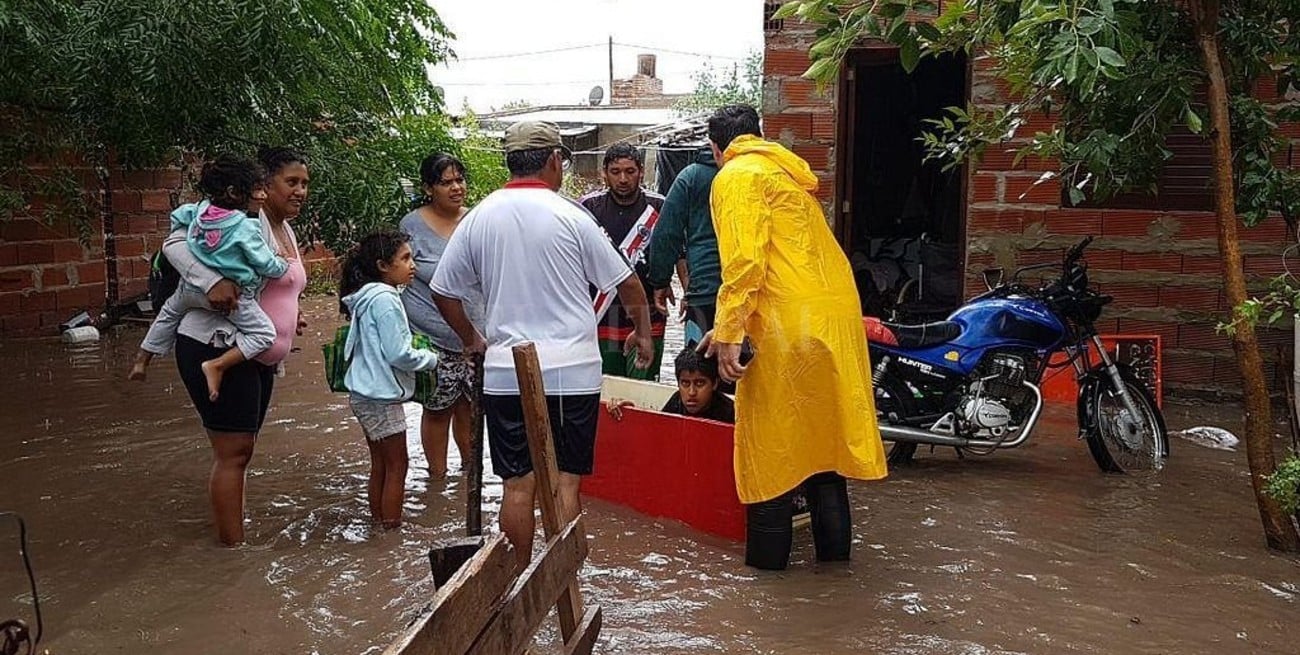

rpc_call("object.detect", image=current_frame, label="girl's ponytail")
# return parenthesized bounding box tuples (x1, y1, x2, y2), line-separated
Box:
(337, 246, 368, 317)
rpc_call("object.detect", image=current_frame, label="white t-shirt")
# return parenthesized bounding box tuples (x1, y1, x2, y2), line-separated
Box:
(430, 183, 633, 394)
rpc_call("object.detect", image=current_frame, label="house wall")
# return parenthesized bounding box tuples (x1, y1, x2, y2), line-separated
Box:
(1, 161, 335, 336)
(762, 18, 840, 217)
(0, 164, 179, 334)
(763, 12, 1300, 398)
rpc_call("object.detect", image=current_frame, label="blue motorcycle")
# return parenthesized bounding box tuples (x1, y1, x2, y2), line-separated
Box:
(867, 236, 1168, 473)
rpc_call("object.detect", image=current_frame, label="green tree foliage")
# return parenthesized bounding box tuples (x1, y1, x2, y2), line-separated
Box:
(0, 0, 507, 253)
(778, 0, 1300, 550)
(454, 107, 511, 206)
(674, 50, 764, 116)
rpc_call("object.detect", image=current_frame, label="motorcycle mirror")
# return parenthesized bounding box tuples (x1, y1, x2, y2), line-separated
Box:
(982, 267, 1005, 290)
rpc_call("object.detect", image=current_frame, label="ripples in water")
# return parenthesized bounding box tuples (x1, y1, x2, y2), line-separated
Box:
(1, 298, 1298, 654)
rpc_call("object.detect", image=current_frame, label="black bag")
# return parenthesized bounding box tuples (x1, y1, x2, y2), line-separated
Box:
(147, 250, 180, 305)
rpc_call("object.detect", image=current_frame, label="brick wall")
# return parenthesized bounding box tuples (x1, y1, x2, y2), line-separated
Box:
(1, 162, 338, 336)
(612, 75, 665, 106)
(965, 60, 1299, 398)
(764, 12, 1298, 398)
(762, 20, 840, 219)
(0, 164, 181, 334)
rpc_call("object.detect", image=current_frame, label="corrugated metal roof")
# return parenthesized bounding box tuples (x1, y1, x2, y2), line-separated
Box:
(481, 106, 679, 127)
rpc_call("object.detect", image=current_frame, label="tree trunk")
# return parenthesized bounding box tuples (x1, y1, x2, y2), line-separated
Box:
(1190, 0, 1300, 551)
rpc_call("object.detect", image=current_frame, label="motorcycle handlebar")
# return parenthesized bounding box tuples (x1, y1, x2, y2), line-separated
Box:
(1065, 236, 1094, 265)
(993, 236, 1096, 294)
(1010, 262, 1057, 282)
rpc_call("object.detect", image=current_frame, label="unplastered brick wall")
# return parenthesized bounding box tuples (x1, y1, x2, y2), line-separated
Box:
(1, 161, 338, 337)
(963, 57, 1299, 398)
(0, 164, 181, 334)
(611, 75, 665, 107)
(762, 7, 942, 223)
(762, 21, 838, 218)
(765, 9, 1297, 398)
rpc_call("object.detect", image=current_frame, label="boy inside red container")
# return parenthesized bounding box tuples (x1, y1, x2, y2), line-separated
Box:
(608, 348, 733, 423)
(607, 348, 810, 524)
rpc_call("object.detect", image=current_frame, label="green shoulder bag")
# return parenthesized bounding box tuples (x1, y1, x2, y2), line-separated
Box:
(322, 325, 439, 403)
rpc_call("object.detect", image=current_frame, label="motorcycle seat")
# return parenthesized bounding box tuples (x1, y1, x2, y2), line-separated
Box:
(864, 316, 962, 348)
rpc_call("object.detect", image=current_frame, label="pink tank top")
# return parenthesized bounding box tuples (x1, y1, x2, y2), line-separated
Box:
(254, 224, 308, 365)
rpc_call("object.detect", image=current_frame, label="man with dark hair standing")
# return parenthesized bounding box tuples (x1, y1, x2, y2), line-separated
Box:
(699, 104, 888, 571)
(580, 143, 668, 380)
(647, 143, 721, 349)
(431, 121, 654, 564)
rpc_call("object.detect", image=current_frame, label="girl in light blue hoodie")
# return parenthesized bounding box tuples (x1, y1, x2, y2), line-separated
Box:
(339, 231, 439, 529)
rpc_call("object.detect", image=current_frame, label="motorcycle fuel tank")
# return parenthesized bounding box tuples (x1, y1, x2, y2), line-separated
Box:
(870, 298, 1066, 377)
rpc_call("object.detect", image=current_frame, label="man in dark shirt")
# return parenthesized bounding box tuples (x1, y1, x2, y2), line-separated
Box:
(581, 143, 667, 380)
(646, 145, 721, 347)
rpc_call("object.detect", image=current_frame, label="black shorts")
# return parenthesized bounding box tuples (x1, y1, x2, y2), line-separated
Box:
(176, 335, 276, 434)
(483, 393, 600, 480)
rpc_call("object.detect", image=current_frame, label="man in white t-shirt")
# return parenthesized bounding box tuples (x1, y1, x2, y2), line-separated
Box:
(431, 120, 654, 561)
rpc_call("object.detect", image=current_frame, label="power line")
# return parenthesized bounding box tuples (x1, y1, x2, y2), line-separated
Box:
(451, 41, 749, 63)
(456, 42, 607, 61)
(613, 42, 746, 61)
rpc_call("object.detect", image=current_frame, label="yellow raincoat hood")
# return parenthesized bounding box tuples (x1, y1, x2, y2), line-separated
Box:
(723, 135, 819, 194)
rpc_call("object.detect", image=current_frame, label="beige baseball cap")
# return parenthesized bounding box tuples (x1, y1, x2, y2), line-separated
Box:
(502, 120, 572, 159)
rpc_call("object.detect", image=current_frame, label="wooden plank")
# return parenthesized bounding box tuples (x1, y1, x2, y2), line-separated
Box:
(467, 352, 486, 537)
(600, 373, 734, 405)
(384, 534, 516, 655)
(600, 374, 676, 408)
(512, 343, 582, 528)
(465, 517, 590, 655)
(428, 537, 485, 589)
(561, 606, 603, 655)
(511, 342, 584, 639)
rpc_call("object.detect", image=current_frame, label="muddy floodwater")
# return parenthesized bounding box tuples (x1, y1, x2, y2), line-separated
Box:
(1, 295, 1298, 654)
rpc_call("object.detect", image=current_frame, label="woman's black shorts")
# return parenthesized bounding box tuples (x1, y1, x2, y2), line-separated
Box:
(176, 335, 276, 434)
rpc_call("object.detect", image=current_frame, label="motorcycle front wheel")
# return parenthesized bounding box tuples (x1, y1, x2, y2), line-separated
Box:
(1084, 365, 1169, 473)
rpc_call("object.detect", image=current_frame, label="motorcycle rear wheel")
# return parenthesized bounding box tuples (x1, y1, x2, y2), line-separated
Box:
(1084, 366, 1169, 473)
(874, 373, 919, 465)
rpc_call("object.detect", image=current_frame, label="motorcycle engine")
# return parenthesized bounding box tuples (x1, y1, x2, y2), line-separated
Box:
(959, 353, 1032, 437)
(958, 393, 1013, 434)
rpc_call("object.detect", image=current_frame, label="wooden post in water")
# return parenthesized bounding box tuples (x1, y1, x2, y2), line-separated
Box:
(427, 352, 488, 588)
(511, 342, 584, 641)
(467, 352, 485, 537)
(387, 342, 600, 653)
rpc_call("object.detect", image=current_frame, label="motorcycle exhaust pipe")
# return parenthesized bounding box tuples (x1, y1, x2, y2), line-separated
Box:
(876, 382, 1044, 451)
(878, 424, 1002, 449)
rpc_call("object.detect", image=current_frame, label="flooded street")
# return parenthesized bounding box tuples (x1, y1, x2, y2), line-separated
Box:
(1, 295, 1297, 654)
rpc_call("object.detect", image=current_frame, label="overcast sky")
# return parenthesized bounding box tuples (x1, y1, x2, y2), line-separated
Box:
(430, 0, 764, 112)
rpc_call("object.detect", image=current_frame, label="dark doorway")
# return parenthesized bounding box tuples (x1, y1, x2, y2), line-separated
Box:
(839, 50, 968, 323)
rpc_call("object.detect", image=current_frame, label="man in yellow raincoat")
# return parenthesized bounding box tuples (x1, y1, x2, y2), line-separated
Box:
(700, 105, 887, 570)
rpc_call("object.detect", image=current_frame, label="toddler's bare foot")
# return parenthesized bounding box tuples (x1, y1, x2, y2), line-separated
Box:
(200, 360, 224, 401)
(128, 362, 147, 381)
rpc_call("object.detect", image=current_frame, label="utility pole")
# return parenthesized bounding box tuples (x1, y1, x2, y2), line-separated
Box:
(607, 35, 614, 106)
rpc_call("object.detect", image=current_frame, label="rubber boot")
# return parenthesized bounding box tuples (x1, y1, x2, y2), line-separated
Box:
(804, 472, 852, 562)
(745, 490, 794, 570)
